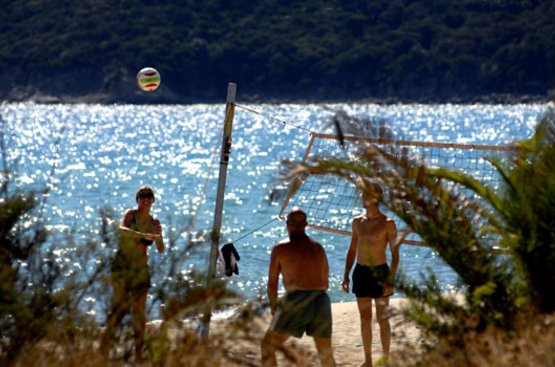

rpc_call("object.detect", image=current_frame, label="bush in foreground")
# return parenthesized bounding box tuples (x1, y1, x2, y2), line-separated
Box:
(286, 105, 555, 366)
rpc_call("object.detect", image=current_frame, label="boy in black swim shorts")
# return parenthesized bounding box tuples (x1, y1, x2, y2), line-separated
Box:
(342, 182, 400, 367)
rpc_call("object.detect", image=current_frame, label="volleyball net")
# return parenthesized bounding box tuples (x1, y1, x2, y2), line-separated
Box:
(277, 132, 516, 246)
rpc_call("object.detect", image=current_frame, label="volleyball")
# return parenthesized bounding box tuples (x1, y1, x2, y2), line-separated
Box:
(136, 67, 161, 92)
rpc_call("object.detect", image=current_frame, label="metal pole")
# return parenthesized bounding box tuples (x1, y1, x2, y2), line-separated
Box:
(201, 83, 237, 340)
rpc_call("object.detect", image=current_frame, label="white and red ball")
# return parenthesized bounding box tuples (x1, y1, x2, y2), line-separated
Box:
(136, 67, 161, 92)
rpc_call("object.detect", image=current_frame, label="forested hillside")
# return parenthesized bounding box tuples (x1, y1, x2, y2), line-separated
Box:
(1, 0, 554, 103)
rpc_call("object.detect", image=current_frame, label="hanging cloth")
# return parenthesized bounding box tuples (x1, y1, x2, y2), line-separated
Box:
(217, 243, 240, 277)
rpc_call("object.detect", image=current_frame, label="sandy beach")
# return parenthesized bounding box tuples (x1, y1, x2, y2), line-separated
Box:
(287, 299, 421, 366)
(326, 300, 420, 366)
(203, 298, 422, 366)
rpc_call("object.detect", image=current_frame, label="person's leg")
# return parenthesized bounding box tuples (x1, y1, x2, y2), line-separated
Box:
(261, 330, 289, 367)
(132, 288, 148, 361)
(356, 297, 374, 366)
(308, 292, 335, 366)
(314, 337, 337, 367)
(101, 277, 128, 356)
(375, 297, 391, 360)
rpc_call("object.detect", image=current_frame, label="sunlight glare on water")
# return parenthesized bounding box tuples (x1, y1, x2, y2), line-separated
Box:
(2, 102, 549, 302)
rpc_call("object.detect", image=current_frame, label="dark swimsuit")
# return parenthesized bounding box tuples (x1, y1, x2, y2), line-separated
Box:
(352, 263, 390, 298)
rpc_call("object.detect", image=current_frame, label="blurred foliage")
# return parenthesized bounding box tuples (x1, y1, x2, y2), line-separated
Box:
(0, 114, 251, 365)
(0, 185, 250, 365)
(0, 109, 263, 367)
(0, 0, 554, 102)
(285, 104, 555, 347)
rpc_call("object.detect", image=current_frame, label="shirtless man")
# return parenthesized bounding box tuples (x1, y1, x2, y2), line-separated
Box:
(342, 183, 399, 367)
(101, 186, 165, 361)
(261, 208, 337, 367)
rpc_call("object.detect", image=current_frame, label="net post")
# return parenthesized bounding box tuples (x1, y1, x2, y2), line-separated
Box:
(201, 82, 237, 340)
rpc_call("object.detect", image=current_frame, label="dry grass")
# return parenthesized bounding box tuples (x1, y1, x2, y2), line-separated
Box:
(3, 301, 555, 366)
(2, 306, 321, 366)
(393, 312, 555, 367)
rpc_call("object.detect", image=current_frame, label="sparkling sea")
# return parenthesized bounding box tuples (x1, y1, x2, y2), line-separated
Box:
(1, 102, 549, 312)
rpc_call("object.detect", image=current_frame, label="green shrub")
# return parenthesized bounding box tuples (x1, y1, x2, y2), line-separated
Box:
(285, 105, 555, 345)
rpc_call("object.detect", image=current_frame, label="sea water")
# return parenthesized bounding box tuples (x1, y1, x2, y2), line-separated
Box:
(1, 102, 549, 315)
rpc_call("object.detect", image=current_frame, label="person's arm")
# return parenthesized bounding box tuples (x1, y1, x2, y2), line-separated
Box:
(267, 246, 281, 315)
(153, 219, 164, 253)
(342, 219, 358, 293)
(118, 210, 160, 242)
(322, 246, 330, 290)
(384, 220, 399, 295)
(119, 210, 143, 238)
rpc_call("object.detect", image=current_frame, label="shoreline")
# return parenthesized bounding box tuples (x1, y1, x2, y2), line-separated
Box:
(3, 90, 552, 106)
(3, 97, 552, 108)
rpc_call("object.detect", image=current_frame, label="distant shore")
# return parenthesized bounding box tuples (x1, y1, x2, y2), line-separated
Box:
(3, 88, 552, 106)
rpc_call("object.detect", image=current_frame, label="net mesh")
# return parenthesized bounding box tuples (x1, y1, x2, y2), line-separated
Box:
(279, 133, 516, 245)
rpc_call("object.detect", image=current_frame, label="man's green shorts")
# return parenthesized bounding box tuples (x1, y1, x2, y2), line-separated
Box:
(269, 290, 332, 338)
